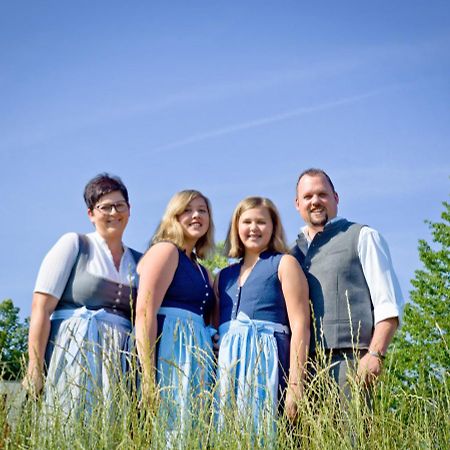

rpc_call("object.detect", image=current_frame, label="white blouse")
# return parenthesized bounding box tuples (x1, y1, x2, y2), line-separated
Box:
(34, 231, 139, 299)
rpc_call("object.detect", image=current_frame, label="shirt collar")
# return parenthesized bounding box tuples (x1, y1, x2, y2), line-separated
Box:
(91, 231, 128, 253)
(301, 216, 344, 244)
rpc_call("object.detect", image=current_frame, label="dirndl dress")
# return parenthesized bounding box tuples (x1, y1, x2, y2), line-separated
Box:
(152, 248, 215, 433)
(216, 312, 289, 432)
(41, 233, 140, 418)
(216, 252, 291, 434)
(156, 307, 215, 431)
(44, 307, 132, 417)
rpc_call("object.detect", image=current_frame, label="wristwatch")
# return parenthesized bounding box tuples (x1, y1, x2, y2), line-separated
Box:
(368, 350, 385, 360)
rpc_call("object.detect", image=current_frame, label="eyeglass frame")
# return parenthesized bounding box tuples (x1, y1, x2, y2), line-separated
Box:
(95, 201, 129, 215)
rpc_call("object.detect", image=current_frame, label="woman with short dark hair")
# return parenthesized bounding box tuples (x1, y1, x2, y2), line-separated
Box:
(24, 173, 141, 416)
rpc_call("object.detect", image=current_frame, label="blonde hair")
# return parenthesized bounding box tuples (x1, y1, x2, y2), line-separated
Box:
(152, 190, 215, 258)
(225, 196, 288, 258)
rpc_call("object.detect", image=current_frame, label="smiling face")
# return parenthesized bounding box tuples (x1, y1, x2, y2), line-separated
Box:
(177, 196, 210, 246)
(295, 174, 339, 234)
(87, 190, 130, 241)
(238, 206, 274, 255)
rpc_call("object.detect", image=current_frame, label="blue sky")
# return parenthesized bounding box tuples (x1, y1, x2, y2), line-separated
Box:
(1, 1, 449, 318)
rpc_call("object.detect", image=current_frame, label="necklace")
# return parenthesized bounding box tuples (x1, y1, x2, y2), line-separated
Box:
(186, 250, 208, 285)
(195, 260, 208, 284)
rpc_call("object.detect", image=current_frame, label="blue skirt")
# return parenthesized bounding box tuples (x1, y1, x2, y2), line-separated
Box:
(156, 307, 215, 431)
(44, 307, 131, 417)
(216, 312, 290, 432)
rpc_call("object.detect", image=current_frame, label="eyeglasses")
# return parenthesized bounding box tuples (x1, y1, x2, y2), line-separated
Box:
(95, 201, 129, 214)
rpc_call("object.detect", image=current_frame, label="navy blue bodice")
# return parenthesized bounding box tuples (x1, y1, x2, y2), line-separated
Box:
(218, 251, 289, 326)
(160, 248, 214, 319)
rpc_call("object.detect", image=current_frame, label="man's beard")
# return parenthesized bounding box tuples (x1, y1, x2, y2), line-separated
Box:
(309, 210, 328, 227)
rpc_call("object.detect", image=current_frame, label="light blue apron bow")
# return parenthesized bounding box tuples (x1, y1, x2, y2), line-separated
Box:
(51, 307, 131, 381)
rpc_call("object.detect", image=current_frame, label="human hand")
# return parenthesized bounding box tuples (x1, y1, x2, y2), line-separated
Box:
(140, 377, 160, 412)
(22, 370, 43, 398)
(285, 385, 302, 422)
(357, 352, 382, 386)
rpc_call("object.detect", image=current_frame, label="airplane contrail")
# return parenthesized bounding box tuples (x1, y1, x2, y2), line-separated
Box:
(148, 87, 392, 154)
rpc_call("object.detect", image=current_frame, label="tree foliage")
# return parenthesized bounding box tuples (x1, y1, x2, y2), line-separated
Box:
(0, 298, 29, 380)
(392, 201, 449, 391)
(200, 241, 229, 275)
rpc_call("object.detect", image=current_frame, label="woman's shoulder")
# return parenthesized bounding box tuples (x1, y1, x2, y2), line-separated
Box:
(215, 263, 240, 291)
(149, 240, 180, 251)
(279, 253, 300, 266)
(48, 232, 81, 255)
(58, 231, 80, 243)
(218, 261, 240, 278)
(278, 253, 304, 279)
(150, 240, 181, 253)
(138, 241, 179, 274)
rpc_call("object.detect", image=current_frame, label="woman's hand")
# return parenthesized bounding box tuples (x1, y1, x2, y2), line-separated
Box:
(139, 373, 160, 412)
(22, 369, 44, 398)
(285, 384, 302, 422)
(24, 292, 58, 397)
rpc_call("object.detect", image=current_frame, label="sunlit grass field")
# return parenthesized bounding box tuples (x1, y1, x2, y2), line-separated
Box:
(1, 352, 448, 450)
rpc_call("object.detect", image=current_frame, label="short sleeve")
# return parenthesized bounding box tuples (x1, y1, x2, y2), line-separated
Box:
(34, 232, 80, 299)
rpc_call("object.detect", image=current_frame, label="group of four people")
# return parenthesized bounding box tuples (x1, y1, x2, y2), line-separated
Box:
(24, 169, 403, 430)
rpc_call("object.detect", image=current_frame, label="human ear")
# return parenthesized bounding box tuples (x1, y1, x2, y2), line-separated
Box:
(87, 208, 95, 224)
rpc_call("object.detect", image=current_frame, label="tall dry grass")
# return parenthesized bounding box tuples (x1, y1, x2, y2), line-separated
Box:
(1, 346, 448, 449)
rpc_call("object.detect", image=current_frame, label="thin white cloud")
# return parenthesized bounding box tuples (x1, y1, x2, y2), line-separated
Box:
(0, 60, 360, 152)
(100, 61, 363, 120)
(146, 87, 399, 154)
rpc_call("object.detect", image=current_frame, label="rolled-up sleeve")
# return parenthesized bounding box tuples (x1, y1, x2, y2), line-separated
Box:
(358, 227, 404, 325)
(34, 232, 79, 299)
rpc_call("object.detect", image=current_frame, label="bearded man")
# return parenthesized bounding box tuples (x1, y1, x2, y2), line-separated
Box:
(291, 168, 403, 392)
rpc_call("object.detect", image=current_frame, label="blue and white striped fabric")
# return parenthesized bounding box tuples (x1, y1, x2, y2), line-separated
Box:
(44, 307, 131, 416)
(156, 306, 216, 431)
(216, 311, 290, 432)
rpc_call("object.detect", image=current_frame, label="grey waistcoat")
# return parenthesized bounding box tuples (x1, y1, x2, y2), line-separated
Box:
(291, 219, 374, 352)
(57, 234, 142, 320)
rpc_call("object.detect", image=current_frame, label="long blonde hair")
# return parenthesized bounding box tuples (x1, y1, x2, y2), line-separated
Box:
(225, 196, 288, 258)
(152, 189, 215, 258)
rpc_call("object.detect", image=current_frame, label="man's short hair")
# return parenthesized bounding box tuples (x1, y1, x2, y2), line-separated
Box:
(296, 168, 336, 193)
